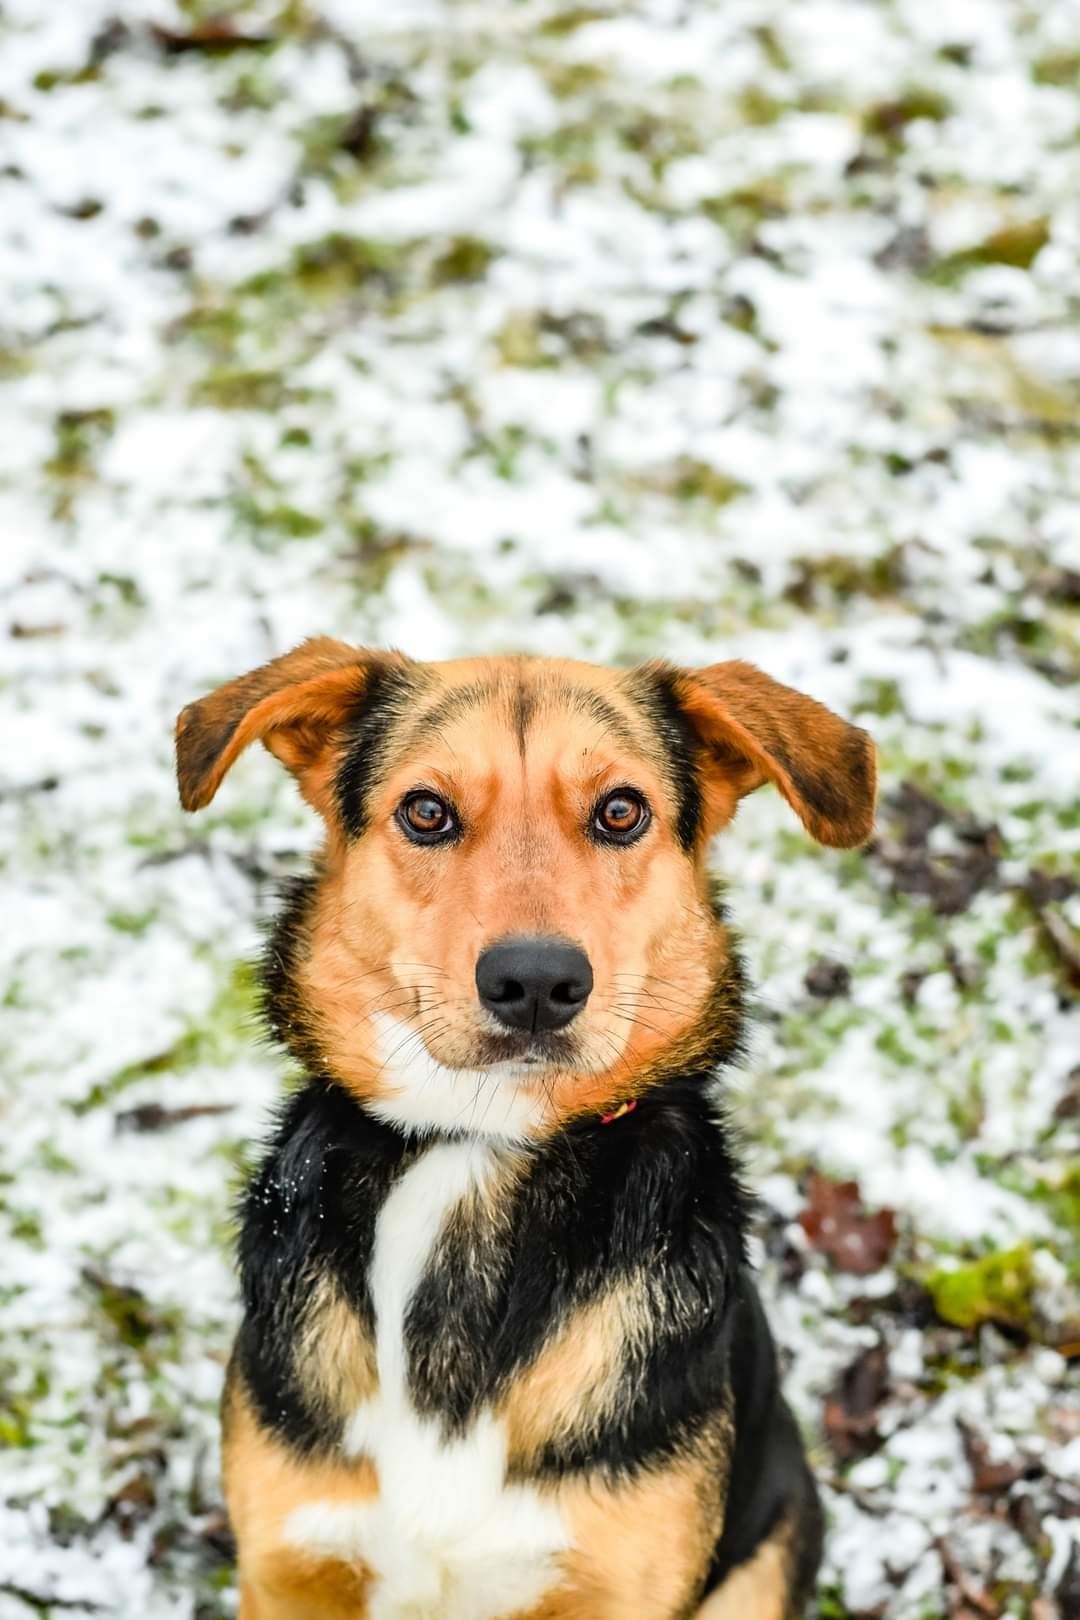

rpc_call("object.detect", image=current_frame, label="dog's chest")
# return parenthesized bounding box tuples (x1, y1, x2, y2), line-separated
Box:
(286, 1141, 567, 1619)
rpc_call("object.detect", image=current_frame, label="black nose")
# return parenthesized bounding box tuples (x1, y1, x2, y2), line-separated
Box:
(475, 936, 593, 1034)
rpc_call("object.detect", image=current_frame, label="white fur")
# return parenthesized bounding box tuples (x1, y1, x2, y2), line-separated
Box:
(367, 1012, 551, 1140)
(285, 1141, 567, 1619)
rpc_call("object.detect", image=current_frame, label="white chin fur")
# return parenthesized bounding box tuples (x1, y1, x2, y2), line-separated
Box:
(367, 1012, 552, 1140)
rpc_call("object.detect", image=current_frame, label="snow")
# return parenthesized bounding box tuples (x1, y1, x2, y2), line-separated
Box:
(1, 0, 1077, 1614)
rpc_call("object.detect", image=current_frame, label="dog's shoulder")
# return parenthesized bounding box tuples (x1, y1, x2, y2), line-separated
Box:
(235, 1081, 407, 1450)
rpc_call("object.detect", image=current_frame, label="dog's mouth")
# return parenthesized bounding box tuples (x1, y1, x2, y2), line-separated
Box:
(471, 1028, 579, 1071)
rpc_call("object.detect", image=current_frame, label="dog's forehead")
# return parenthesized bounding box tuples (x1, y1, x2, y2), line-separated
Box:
(396, 656, 659, 765)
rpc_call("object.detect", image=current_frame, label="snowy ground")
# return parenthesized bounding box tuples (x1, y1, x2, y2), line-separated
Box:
(1, 1, 1078, 1615)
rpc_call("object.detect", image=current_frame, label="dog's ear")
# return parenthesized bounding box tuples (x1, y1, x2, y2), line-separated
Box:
(673, 660, 876, 847)
(175, 637, 408, 818)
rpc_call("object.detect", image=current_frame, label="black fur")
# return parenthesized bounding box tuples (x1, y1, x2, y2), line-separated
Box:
(705, 1287, 824, 1604)
(235, 1069, 820, 1600)
(235, 1077, 410, 1452)
(336, 663, 425, 837)
(626, 665, 705, 850)
(257, 873, 325, 1075)
(403, 1081, 749, 1465)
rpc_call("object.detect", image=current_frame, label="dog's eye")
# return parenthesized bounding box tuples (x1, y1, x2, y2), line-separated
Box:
(397, 791, 457, 843)
(593, 789, 650, 844)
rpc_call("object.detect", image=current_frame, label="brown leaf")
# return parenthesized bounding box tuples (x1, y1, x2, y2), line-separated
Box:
(799, 1174, 898, 1275)
(824, 1341, 891, 1460)
(1036, 907, 1080, 998)
(938, 1538, 999, 1616)
(105, 1471, 157, 1538)
(1021, 869, 1079, 909)
(959, 1420, 1025, 1495)
(114, 1102, 233, 1133)
(804, 956, 852, 999)
(872, 781, 1003, 916)
(1053, 1066, 1080, 1121)
(150, 19, 274, 55)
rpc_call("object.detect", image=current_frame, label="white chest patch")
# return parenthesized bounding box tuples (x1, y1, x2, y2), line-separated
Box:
(367, 1012, 551, 1140)
(284, 1141, 567, 1620)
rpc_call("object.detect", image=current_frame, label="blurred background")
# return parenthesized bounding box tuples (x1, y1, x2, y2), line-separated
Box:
(1, 1, 1078, 1615)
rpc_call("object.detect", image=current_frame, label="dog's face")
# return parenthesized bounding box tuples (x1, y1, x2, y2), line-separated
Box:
(177, 642, 875, 1136)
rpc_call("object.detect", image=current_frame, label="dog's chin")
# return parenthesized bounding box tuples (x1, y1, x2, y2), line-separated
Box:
(468, 1029, 580, 1074)
(367, 1011, 590, 1140)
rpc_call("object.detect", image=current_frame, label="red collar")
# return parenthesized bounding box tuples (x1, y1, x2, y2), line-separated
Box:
(599, 1098, 638, 1126)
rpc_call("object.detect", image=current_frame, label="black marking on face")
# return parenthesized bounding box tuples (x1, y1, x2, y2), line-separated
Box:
(402, 680, 496, 755)
(512, 674, 536, 757)
(561, 683, 639, 750)
(625, 666, 704, 850)
(336, 663, 426, 838)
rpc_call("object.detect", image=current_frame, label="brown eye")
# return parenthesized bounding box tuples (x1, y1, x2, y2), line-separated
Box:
(593, 789, 649, 845)
(397, 791, 457, 843)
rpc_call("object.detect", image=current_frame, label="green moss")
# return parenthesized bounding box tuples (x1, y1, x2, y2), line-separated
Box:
(86, 1271, 181, 1352)
(815, 1586, 856, 1620)
(1031, 1167, 1080, 1278)
(856, 676, 906, 719)
(631, 456, 747, 507)
(926, 1243, 1036, 1332)
(238, 499, 324, 539)
(734, 84, 786, 126)
(191, 366, 316, 411)
(285, 232, 412, 297)
(863, 87, 951, 138)
(536, 6, 610, 35)
(0, 1364, 49, 1448)
(701, 180, 788, 244)
(106, 907, 159, 936)
(535, 61, 609, 102)
(931, 217, 1051, 280)
(1032, 50, 1080, 87)
(44, 407, 116, 480)
(469, 424, 533, 482)
(432, 235, 496, 285)
(520, 113, 603, 183)
(494, 312, 550, 369)
(0, 346, 33, 380)
(785, 548, 908, 607)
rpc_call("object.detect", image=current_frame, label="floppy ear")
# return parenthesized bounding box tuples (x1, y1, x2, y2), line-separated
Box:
(175, 637, 407, 818)
(675, 660, 876, 847)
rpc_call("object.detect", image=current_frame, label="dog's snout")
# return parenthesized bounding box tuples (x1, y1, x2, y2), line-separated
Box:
(475, 937, 593, 1034)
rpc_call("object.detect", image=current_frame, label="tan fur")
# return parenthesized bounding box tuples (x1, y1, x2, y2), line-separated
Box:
(675, 660, 877, 848)
(514, 1426, 729, 1619)
(228, 1354, 730, 1620)
(225, 1378, 376, 1618)
(501, 1272, 651, 1467)
(692, 1518, 793, 1620)
(294, 1274, 378, 1427)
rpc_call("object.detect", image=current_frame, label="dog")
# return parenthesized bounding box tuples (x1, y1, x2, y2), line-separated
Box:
(175, 640, 876, 1620)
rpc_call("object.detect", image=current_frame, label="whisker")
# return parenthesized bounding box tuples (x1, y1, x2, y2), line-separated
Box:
(605, 1009, 668, 1038)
